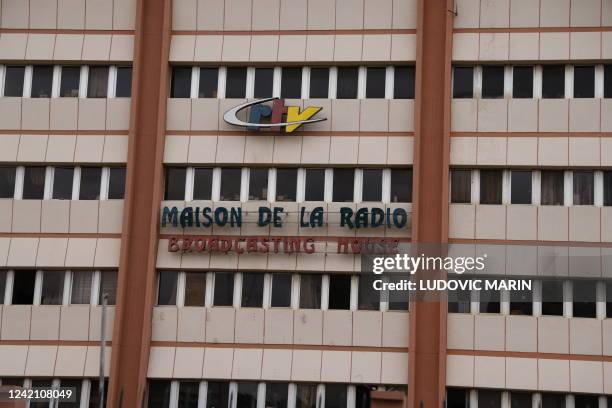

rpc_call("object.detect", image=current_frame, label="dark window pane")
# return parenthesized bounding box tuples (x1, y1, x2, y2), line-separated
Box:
(29, 379, 53, 408)
(512, 66, 533, 98)
(328, 275, 351, 310)
(453, 66, 473, 98)
(226, 67, 247, 98)
(79, 167, 102, 200)
(478, 390, 501, 408)
(71, 271, 92, 304)
(362, 169, 382, 201)
(213, 272, 234, 306)
(164, 167, 186, 200)
(358, 274, 379, 310)
(541, 170, 564, 205)
(88, 66, 109, 98)
(574, 65, 595, 98)
(305, 169, 325, 201)
(394, 66, 415, 99)
(0, 377, 24, 386)
(296, 384, 317, 408)
(607, 282, 612, 318)
(509, 286, 533, 316)
(309, 67, 329, 98)
(541, 280, 564, 316)
(108, 167, 126, 199)
(391, 169, 412, 203)
(479, 170, 502, 205)
(254, 68, 273, 98)
(337, 67, 358, 99)
(605, 171, 612, 206)
(53, 167, 74, 200)
(88, 379, 108, 408)
(355, 385, 370, 408)
(448, 281, 471, 313)
(605, 65, 612, 98)
(99, 271, 117, 305)
(574, 395, 599, 408)
(573, 170, 594, 205)
(116, 66, 132, 97)
(366, 67, 385, 98)
(388, 274, 409, 310)
(206, 381, 229, 408)
(157, 271, 177, 305)
(271, 273, 291, 307)
(541, 393, 565, 408)
(171, 67, 191, 98)
(31, 66, 53, 98)
(41, 271, 64, 305)
(281, 67, 302, 98)
(220, 168, 241, 201)
(193, 168, 213, 200)
(0, 167, 16, 198)
(148, 380, 171, 408)
(178, 381, 199, 408)
(332, 168, 354, 202)
(276, 168, 297, 201)
(511, 170, 532, 204)
(510, 392, 531, 408)
(265, 383, 288, 408)
(22, 166, 46, 200)
(573, 280, 596, 318)
(57, 379, 82, 408)
(249, 168, 268, 200)
(12, 271, 36, 305)
(482, 65, 504, 98)
(325, 384, 347, 408)
(480, 288, 500, 313)
(184, 272, 206, 306)
(450, 170, 471, 204)
(4, 66, 25, 97)
(542, 65, 565, 98)
(447, 388, 469, 408)
(199, 67, 218, 98)
(0, 270, 5, 304)
(237, 382, 258, 408)
(60, 66, 80, 97)
(241, 273, 264, 307)
(299, 274, 321, 309)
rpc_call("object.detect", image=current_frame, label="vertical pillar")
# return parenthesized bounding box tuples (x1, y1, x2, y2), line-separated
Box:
(107, 0, 172, 407)
(408, 0, 453, 407)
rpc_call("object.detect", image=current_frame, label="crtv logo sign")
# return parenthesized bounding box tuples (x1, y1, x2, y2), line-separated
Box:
(223, 97, 326, 133)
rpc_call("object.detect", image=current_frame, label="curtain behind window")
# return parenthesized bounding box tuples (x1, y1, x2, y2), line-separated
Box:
(71, 271, 92, 304)
(87, 66, 109, 98)
(573, 171, 594, 205)
(479, 170, 502, 204)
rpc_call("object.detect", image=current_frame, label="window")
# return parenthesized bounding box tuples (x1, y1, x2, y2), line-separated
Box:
(184, 272, 206, 306)
(53, 167, 74, 200)
(447, 388, 469, 408)
(31, 66, 53, 98)
(265, 383, 288, 408)
(452, 66, 473, 98)
(332, 169, 354, 202)
(605, 65, 612, 98)
(604, 171, 612, 206)
(271, 273, 291, 307)
(171, 67, 191, 98)
(4, 66, 25, 97)
(542, 65, 565, 98)
(337, 67, 358, 99)
(305, 169, 325, 201)
(574, 395, 599, 408)
(541, 280, 564, 316)
(58, 379, 82, 408)
(478, 390, 501, 408)
(510, 392, 532, 408)
(512, 66, 533, 98)
(237, 382, 258, 408)
(299, 274, 321, 309)
(573, 171, 594, 205)
(30, 379, 53, 408)
(219, 168, 241, 201)
(87, 66, 109, 98)
(450, 170, 471, 204)
(164, 167, 186, 200)
(366, 67, 386, 98)
(358, 274, 379, 310)
(394, 66, 415, 99)
(541, 170, 564, 205)
(391, 169, 412, 203)
(249, 168, 268, 200)
(281, 67, 302, 98)
(511, 170, 532, 204)
(0, 270, 5, 304)
(328, 275, 350, 310)
(199, 67, 218, 98)
(309, 67, 329, 98)
(479, 288, 500, 313)
(325, 384, 347, 408)
(71, 271, 93, 304)
(241, 273, 264, 307)
(296, 384, 317, 408)
(99, 271, 117, 305)
(276, 168, 297, 201)
(213, 272, 234, 306)
(254, 68, 273, 98)
(193, 168, 213, 200)
(178, 381, 199, 408)
(362, 169, 382, 201)
(226, 67, 247, 98)
(12, 271, 35, 304)
(60, 66, 81, 97)
(108, 167, 126, 199)
(355, 385, 371, 408)
(0, 167, 15, 198)
(607, 282, 612, 318)
(79, 167, 102, 200)
(573, 280, 596, 318)
(41, 271, 64, 305)
(157, 271, 177, 305)
(479, 170, 502, 205)
(116, 66, 132, 97)
(448, 281, 471, 313)
(509, 286, 532, 315)
(388, 274, 409, 310)
(148, 380, 171, 408)
(22, 166, 46, 200)
(481, 66, 504, 98)
(206, 381, 229, 408)
(573, 65, 595, 98)
(541, 393, 565, 408)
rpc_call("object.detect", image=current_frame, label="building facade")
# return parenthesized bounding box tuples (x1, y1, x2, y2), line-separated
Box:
(0, 0, 610, 407)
